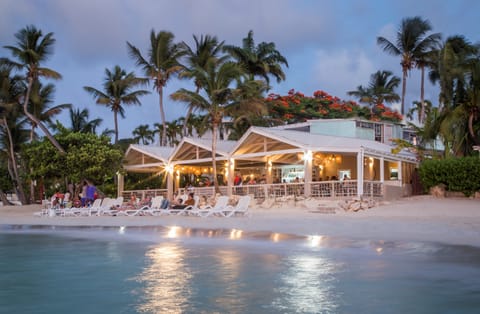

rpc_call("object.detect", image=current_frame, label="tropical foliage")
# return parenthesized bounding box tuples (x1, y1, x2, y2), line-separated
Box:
(419, 157, 480, 196)
(22, 127, 123, 197)
(266, 89, 403, 124)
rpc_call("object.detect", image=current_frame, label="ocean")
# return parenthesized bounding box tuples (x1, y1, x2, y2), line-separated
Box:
(1, 225, 479, 314)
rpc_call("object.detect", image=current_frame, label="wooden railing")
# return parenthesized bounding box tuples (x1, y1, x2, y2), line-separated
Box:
(122, 181, 385, 202)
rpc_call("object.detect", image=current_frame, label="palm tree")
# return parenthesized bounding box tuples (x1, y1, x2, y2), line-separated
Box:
(84, 65, 150, 144)
(26, 80, 71, 141)
(68, 107, 103, 133)
(377, 16, 441, 116)
(127, 30, 185, 146)
(429, 36, 479, 156)
(171, 58, 267, 192)
(132, 124, 155, 145)
(223, 30, 289, 88)
(0, 25, 65, 153)
(165, 119, 182, 146)
(0, 65, 28, 204)
(179, 34, 225, 136)
(348, 70, 400, 109)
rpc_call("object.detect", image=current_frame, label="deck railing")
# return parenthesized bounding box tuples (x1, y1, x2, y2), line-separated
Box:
(122, 180, 385, 202)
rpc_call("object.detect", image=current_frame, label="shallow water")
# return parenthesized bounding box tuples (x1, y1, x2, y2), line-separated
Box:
(1, 225, 480, 314)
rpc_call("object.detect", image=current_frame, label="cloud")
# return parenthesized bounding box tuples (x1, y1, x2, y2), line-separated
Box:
(311, 48, 375, 99)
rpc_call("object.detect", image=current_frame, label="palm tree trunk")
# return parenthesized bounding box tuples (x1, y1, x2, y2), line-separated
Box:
(182, 105, 194, 136)
(401, 69, 407, 117)
(211, 121, 220, 195)
(2, 117, 27, 204)
(0, 189, 11, 205)
(159, 86, 167, 146)
(420, 66, 425, 123)
(182, 86, 201, 136)
(23, 77, 65, 153)
(468, 112, 478, 144)
(114, 110, 119, 144)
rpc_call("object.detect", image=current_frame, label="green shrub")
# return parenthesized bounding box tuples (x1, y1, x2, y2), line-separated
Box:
(419, 157, 480, 197)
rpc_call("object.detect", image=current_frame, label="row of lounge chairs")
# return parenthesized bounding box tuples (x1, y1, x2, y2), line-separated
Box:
(34, 195, 250, 218)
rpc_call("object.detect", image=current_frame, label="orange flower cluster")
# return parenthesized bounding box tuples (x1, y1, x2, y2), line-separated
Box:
(266, 89, 402, 123)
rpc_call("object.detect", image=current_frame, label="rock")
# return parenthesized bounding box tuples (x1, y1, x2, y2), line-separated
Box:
(430, 184, 446, 198)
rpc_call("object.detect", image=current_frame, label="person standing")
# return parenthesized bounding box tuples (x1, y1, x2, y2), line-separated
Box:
(85, 181, 97, 207)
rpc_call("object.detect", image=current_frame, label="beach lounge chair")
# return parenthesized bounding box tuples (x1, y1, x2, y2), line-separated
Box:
(190, 195, 230, 217)
(166, 195, 200, 216)
(118, 196, 164, 216)
(218, 195, 251, 217)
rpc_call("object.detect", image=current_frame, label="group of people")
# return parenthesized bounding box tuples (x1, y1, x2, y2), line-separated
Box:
(49, 180, 98, 209)
(160, 192, 195, 210)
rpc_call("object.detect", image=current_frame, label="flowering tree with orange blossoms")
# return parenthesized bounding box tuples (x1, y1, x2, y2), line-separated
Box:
(265, 89, 402, 124)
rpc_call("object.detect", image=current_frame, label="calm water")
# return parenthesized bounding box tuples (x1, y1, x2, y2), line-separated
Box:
(1, 225, 480, 314)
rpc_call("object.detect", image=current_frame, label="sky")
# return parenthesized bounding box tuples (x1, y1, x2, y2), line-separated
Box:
(1, 0, 479, 140)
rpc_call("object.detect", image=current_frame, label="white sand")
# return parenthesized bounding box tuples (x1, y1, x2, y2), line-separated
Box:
(1, 196, 479, 247)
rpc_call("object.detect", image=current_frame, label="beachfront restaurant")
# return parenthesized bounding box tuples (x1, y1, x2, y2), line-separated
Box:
(120, 123, 418, 203)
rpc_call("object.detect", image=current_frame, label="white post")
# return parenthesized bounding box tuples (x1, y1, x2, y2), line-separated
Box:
(380, 157, 385, 183)
(227, 159, 235, 197)
(356, 149, 364, 196)
(116, 172, 124, 198)
(303, 151, 312, 197)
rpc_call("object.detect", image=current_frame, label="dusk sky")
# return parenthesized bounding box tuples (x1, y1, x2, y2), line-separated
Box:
(1, 0, 479, 140)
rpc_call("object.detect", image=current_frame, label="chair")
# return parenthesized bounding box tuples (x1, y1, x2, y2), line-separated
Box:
(219, 195, 251, 217)
(118, 196, 164, 216)
(191, 195, 230, 217)
(166, 195, 200, 216)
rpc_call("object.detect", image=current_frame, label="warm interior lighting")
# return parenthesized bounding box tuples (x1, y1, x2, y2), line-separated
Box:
(302, 150, 313, 162)
(165, 164, 173, 174)
(229, 229, 243, 240)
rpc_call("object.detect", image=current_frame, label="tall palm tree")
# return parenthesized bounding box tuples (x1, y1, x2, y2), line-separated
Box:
(223, 30, 289, 88)
(0, 25, 65, 153)
(377, 16, 441, 116)
(429, 36, 479, 156)
(348, 70, 400, 108)
(132, 124, 155, 145)
(26, 80, 71, 141)
(171, 58, 266, 192)
(127, 30, 185, 146)
(68, 108, 103, 133)
(180, 34, 225, 136)
(0, 65, 28, 204)
(84, 65, 150, 144)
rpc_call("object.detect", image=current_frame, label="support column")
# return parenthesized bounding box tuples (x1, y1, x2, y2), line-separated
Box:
(266, 159, 273, 184)
(356, 149, 364, 196)
(167, 165, 174, 201)
(303, 150, 312, 197)
(398, 161, 403, 183)
(227, 159, 235, 197)
(380, 157, 385, 182)
(117, 172, 124, 198)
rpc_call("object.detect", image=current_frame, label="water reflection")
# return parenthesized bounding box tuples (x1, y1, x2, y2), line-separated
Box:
(134, 244, 191, 313)
(273, 255, 341, 313)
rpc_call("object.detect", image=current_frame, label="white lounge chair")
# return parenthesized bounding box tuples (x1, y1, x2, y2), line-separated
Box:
(165, 195, 200, 216)
(118, 196, 164, 216)
(218, 195, 251, 217)
(191, 195, 230, 217)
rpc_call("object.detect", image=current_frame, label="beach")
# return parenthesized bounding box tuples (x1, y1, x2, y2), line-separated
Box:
(1, 196, 479, 247)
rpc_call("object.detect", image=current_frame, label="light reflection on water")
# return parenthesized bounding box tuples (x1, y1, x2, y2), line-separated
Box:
(273, 255, 341, 313)
(134, 244, 192, 313)
(1, 225, 480, 313)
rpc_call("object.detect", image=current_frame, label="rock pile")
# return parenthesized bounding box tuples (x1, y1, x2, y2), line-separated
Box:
(338, 197, 376, 212)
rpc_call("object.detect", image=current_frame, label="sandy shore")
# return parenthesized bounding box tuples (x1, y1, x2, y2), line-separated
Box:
(1, 196, 479, 247)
